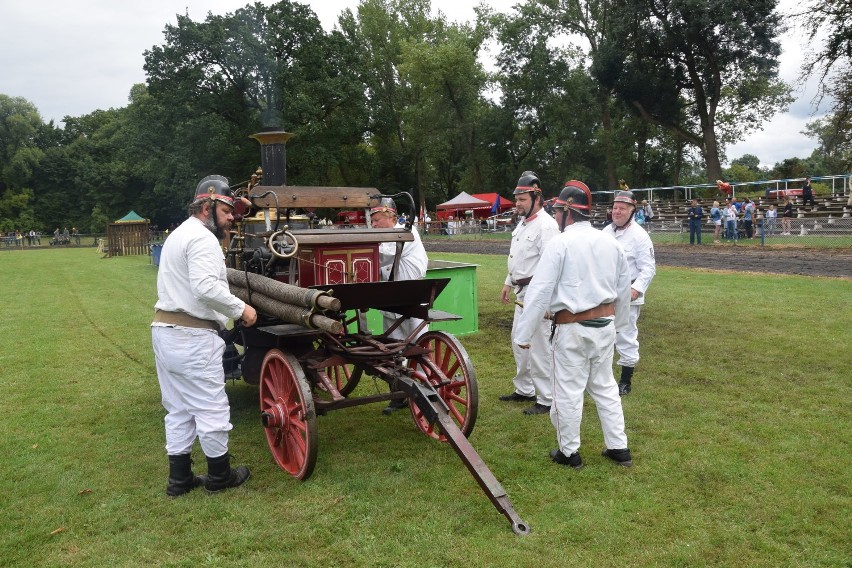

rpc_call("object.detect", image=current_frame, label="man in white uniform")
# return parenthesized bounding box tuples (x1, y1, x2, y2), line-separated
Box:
(516, 180, 633, 469)
(370, 198, 429, 414)
(602, 190, 656, 395)
(500, 172, 560, 415)
(152, 175, 257, 496)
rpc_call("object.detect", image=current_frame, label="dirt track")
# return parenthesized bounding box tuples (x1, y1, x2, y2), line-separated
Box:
(423, 239, 852, 279)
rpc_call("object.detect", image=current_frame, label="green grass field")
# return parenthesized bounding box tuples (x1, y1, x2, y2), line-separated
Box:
(2, 248, 850, 567)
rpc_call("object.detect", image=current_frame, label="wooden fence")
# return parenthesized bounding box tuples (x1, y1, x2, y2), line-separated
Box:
(106, 221, 150, 257)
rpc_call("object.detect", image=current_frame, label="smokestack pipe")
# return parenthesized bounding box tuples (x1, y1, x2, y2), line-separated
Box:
(250, 130, 294, 186)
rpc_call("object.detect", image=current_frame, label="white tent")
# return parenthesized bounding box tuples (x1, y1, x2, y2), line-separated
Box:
(436, 191, 491, 213)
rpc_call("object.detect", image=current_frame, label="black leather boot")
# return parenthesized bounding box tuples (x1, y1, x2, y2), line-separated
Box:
(166, 454, 206, 497)
(204, 453, 251, 494)
(618, 366, 634, 396)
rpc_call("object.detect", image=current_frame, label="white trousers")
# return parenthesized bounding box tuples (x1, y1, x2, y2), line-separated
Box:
(511, 290, 553, 405)
(152, 326, 232, 457)
(615, 304, 642, 367)
(550, 322, 628, 455)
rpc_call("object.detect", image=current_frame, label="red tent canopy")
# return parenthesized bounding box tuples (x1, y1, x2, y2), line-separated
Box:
(471, 193, 514, 213)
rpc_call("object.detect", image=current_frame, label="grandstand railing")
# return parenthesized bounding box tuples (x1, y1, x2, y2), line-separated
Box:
(599, 174, 851, 202)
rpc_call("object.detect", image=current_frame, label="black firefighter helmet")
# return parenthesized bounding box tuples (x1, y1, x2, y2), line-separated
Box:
(552, 180, 592, 217)
(513, 170, 542, 196)
(613, 190, 637, 208)
(193, 175, 235, 208)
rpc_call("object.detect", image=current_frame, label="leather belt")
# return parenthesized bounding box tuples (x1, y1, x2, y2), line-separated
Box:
(153, 309, 218, 331)
(512, 276, 533, 288)
(554, 303, 615, 324)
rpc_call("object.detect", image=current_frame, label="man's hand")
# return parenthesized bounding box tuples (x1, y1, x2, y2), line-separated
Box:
(241, 304, 258, 327)
(501, 284, 512, 304)
(630, 288, 640, 302)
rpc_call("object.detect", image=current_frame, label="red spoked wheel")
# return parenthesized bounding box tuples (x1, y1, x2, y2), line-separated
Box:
(259, 349, 318, 480)
(311, 339, 363, 400)
(407, 331, 478, 441)
(314, 361, 362, 400)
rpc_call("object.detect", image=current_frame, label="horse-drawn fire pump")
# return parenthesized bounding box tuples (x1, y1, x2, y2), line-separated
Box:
(219, 130, 529, 535)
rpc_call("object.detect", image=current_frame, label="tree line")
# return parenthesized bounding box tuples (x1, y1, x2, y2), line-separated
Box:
(0, 0, 848, 233)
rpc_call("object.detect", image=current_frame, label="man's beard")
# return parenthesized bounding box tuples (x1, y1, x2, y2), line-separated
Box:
(519, 202, 537, 218)
(203, 206, 228, 239)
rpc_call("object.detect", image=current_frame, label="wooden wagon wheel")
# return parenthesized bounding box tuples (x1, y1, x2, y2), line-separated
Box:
(259, 349, 318, 480)
(310, 339, 363, 400)
(313, 360, 363, 400)
(407, 331, 478, 441)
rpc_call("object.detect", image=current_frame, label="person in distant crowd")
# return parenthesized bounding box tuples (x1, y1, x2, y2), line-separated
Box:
(370, 198, 429, 415)
(716, 179, 733, 196)
(605, 207, 613, 226)
(633, 204, 646, 227)
(802, 177, 816, 208)
(500, 171, 560, 415)
(742, 198, 755, 239)
(781, 196, 794, 235)
(710, 200, 723, 243)
(642, 199, 654, 233)
(152, 175, 256, 497)
(602, 190, 656, 396)
(724, 201, 739, 241)
(764, 204, 777, 236)
(687, 198, 704, 245)
(731, 197, 742, 213)
(71, 227, 80, 245)
(62, 227, 69, 241)
(515, 180, 633, 469)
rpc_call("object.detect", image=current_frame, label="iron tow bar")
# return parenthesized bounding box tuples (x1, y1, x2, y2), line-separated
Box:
(404, 377, 531, 535)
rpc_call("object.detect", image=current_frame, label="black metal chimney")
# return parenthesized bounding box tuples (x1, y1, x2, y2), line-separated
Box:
(250, 130, 294, 186)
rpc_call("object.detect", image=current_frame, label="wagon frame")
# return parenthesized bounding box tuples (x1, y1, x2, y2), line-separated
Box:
(219, 129, 529, 535)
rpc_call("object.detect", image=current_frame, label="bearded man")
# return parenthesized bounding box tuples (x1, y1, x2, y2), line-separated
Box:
(151, 175, 257, 497)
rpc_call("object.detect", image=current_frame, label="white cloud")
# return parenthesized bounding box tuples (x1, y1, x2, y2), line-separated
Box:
(727, 113, 818, 168)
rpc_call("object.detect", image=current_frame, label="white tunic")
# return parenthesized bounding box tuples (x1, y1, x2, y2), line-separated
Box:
(154, 216, 244, 330)
(515, 221, 631, 344)
(378, 224, 428, 341)
(378, 224, 428, 282)
(504, 212, 560, 287)
(601, 220, 656, 306)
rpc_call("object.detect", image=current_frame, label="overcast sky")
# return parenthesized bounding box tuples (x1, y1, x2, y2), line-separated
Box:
(0, 0, 829, 169)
